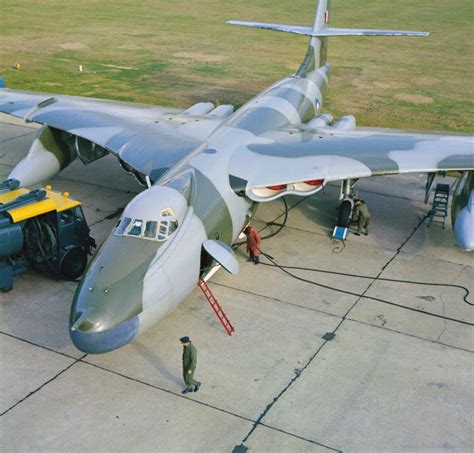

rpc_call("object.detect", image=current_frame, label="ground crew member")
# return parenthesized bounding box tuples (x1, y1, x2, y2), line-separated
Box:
(244, 226, 261, 264)
(353, 199, 370, 236)
(180, 336, 201, 394)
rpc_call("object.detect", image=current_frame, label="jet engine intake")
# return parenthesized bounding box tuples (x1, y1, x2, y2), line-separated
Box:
(333, 115, 356, 130)
(249, 179, 325, 201)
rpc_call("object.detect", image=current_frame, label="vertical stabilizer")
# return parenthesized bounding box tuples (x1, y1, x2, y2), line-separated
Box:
(226, 0, 428, 76)
(297, 0, 330, 76)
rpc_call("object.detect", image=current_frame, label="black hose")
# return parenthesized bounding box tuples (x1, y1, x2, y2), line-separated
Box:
(233, 197, 290, 249)
(259, 251, 473, 327)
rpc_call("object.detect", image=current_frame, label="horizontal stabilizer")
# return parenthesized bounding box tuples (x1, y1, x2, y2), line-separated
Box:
(226, 21, 429, 37)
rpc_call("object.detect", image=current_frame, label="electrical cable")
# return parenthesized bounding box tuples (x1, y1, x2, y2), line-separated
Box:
(232, 197, 290, 249)
(239, 194, 473, 326)
(259, 261, 473, 307)
(259, 253, 473, 327)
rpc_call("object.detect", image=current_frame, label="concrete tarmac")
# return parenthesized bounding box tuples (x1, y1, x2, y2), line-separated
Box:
(1, 115, 473, 452)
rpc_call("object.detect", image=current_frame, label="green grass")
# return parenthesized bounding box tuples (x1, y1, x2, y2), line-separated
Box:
(0, 0, 473, 131)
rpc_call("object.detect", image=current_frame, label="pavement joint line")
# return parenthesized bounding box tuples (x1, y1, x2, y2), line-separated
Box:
(77, 359, 339, 448)
(238, 318, 346, 450)
(0, 354, 86, 417)
(0, 121, 38, 130)
(345, 318, 474, 353)
(258, 422, 342, 452)
(0, 162, 140, 195)
(343, 214, 428, 322)
(1, 306, 344, 452)
(78, 358, 257, 421)
(211, 280, 345, 319)
(210, 281, 472, 351)
(0, 130, 38, 144)
(397, 249, 473, 270)
(0, 331, 79, 360)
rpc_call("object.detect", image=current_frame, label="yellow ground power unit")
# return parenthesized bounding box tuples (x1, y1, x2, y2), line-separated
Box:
(0, 179, 95, 292)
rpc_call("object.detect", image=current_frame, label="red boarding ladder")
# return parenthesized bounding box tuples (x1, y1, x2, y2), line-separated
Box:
(198, 277, 235, 336)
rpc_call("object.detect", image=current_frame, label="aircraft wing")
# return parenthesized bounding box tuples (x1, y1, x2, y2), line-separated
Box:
(0, 89, 225, 180)
(228, 126, 474, 201)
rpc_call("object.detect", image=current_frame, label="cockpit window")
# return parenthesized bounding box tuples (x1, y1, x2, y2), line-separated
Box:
(156, 209, 178, 242)
(115, 217, 132, 235)
(144, 221, 158, 239)
(161, 208, 174, 217)
(114, 208, 179, 241)
(127, 219, 144, 237)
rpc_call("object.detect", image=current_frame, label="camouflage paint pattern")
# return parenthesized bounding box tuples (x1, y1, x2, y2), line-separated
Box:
(0, 0, 472, 353)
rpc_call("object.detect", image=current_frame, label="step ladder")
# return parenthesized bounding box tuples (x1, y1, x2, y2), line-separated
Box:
(198, 277, 235, 336)
(427, 183, 450, 228)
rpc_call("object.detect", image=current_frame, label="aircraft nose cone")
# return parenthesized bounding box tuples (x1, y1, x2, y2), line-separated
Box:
(69, 314, 139, 354)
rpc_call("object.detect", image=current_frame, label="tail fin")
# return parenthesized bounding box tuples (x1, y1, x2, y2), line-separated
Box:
(227, 0, 428, 73)
(306, 0, 330, 73)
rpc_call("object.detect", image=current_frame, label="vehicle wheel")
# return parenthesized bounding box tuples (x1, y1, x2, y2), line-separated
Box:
(58, 247, 88, 280)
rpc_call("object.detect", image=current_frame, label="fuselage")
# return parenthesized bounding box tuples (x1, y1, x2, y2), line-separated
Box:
(69, 65, 330, 353)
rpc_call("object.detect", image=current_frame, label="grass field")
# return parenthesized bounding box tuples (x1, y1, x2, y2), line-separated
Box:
(0, 0, 472, 132)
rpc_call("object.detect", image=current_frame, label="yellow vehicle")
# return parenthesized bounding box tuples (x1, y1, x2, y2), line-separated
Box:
(0, 179, 95, 291)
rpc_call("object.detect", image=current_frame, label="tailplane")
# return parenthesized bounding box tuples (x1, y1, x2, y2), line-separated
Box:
(227, 0, 429, 73)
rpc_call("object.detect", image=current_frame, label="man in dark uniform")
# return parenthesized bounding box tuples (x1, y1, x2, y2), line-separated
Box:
(244, 226, 261, 264)
(353, 199, 370, 236)
(180, 336, 201, 394)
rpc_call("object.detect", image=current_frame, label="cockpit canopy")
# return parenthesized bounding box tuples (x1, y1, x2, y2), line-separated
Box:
(114, 186, 187, 242)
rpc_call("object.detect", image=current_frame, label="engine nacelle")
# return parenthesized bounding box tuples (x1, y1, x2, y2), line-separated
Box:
(9, 126, 76, 187)
(333, 115, 356, 130)
(306, 114, 334, 129)
(248, 179, 325, 202)
(182, 102, 215, 116)
(452, 171, 474, 251)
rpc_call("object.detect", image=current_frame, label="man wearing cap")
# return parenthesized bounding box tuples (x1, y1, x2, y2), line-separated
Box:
(180, 336, 201, 394)
(353, 199, 370, 236)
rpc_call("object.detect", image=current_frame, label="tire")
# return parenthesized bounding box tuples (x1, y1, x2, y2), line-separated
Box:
(337, 199, 354, 228)
(58, 247, 88, 280)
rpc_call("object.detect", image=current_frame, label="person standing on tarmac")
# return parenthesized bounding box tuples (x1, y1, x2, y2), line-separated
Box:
(353, 199, 370, 236)
(244, 226, 261, 264)
(180, 336, 201, 394)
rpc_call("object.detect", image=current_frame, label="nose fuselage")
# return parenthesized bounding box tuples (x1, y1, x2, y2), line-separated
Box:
(69, 185, 199, 353)
(70, 235, 162, 353)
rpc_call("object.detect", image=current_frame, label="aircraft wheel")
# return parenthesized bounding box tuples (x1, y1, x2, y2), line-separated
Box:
(337, 198, 354, 228)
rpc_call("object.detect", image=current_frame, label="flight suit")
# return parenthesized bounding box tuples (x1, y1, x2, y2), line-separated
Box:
(246, 227, 261, 263)
(182, 342, 199, 390)
(354, 201, 370, 234)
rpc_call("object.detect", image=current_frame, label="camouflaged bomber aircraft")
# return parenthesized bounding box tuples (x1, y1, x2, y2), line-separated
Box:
(1, 0, 473, 353)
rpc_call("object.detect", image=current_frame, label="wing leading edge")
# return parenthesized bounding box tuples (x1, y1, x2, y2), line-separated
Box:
(228, 127, 474, 202)
(0, 89, 226, 181)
